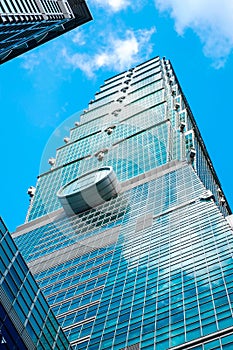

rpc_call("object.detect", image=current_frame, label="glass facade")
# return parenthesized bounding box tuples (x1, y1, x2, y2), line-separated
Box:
(0, 217, 71, 349)
(13, 56, 233, 349)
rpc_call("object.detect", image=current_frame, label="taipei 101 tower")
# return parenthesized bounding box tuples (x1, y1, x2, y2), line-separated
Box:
(13, 56, 233, 350)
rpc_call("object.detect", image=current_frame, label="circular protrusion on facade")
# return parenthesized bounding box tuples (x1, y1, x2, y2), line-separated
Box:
(57, 167, 121, 216)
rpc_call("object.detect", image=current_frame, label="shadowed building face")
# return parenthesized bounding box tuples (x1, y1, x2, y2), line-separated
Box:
(0, 0, 92, 64)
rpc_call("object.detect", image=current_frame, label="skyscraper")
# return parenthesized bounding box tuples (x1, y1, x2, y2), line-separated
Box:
(0, 217, 71, 349)
(12, 56, 233, 349)
(0, 0, 92, 64)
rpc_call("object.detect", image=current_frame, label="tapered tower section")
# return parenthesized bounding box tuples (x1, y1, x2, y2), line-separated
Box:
(13, 57, 233, 350)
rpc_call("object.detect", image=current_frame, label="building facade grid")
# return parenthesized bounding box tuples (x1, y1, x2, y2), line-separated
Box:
(12, 56, 233, 349)
(0, 217, 71, 349)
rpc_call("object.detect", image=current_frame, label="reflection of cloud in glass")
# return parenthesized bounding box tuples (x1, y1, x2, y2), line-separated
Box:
(39, 110, 82, 174)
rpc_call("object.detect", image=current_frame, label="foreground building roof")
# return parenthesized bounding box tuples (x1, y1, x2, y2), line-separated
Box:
(0, 0, 92, 64)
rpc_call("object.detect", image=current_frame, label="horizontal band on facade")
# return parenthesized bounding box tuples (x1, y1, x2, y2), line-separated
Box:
(70, 335, 90, 346)
(13, 160, 187, 238)
(27, 225, 121, 274)
(56, 300, 99, 319)
(62, 316, 96, 332)
(169, 325, 233, 350)
(50, 285, 104, 309)
(40, 261, 109, 290)
(37, 250, 113, 283)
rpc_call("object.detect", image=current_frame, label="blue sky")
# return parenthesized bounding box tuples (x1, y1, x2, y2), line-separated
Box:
(0, 0, 232, 232)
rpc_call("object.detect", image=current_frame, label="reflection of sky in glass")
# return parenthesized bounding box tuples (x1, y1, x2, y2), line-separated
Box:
(16, 164, 233, 349)
(111, 166, 233, 349)
(28, 121, 169, 221)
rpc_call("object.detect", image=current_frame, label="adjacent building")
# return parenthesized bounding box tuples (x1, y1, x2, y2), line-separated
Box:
(12, 57, 233, 349)
(0, 0, 92, 64)
(0, 217, 71, 349)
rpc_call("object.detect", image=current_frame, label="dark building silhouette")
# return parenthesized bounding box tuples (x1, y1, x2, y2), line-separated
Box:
(0, 0, 92, 64)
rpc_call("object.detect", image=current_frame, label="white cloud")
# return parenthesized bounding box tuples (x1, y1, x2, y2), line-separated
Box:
(90, 0, 131, 12)
(21, 52, 40, 72)
(62, 28, 156, 76)
(71, 29, 86, 45)
(155, 0, 233, 67)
